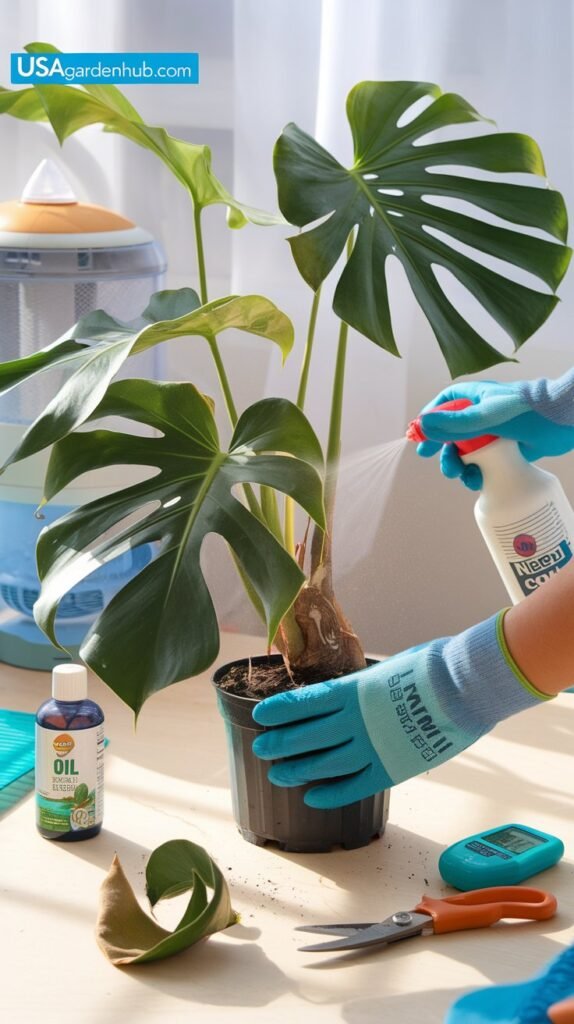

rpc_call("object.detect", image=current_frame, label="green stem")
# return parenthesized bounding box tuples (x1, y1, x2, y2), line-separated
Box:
(324, 317, 349, 525)
(194, 206, 239, 426)
(310, 235, 354, 577)
(284, 286, 323, 556)
(193, 204, 259, 520)
(296, 286, 322, 410)
(194, 205, 209, 306)
(206, 335, 239, 426)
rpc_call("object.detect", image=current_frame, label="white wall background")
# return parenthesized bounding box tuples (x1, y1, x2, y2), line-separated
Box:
(0, 0, 573, 653)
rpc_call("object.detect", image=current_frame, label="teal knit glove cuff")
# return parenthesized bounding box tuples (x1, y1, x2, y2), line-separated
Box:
(361, 610, 551, 784)
(520, 368, 574, 426)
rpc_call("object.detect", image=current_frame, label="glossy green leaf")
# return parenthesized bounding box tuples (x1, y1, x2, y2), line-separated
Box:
(0, 337, 88, 394)
(96, 840, 238, 966)
(0, 83, 47, 120)
(0, 42, 283, 228)
(0, 289, 294, 470)
(35, 381, 324, 714)
(274, 81, 571, 376)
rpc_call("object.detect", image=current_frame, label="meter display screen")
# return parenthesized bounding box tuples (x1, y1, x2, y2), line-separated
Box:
(484, 826, 547, 855)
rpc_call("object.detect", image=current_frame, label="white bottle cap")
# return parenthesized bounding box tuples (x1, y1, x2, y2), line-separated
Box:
(52, 664, 88, 702)
(21, 158, 77, 205)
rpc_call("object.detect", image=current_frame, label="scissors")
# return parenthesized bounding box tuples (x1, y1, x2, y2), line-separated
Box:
(297, 886, 557, 953)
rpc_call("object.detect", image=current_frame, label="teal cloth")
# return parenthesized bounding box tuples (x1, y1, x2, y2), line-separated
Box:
(0, 708, 109, 813)
(0, 709, 35, 788)
(0, 709, 36, 813)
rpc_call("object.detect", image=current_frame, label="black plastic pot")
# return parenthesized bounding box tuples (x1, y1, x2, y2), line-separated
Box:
(213, 654, 390, 853)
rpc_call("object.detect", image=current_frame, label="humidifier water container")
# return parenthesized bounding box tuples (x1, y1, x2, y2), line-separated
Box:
(0, 160, 167, 669)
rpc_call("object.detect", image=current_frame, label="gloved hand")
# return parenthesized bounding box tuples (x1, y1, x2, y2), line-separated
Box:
(252, 612, 551, 808)
(416, 370, 574, 490)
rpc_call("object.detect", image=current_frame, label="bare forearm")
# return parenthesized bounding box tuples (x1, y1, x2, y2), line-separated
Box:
(503, 559, 574, 695)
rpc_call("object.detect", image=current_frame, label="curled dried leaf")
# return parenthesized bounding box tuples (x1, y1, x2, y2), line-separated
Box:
(96, 840, 238, 966)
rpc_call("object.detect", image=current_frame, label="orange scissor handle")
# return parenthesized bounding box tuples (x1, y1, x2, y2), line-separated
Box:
(412, 886, 557, 935)
(548, 997, 574, 1023)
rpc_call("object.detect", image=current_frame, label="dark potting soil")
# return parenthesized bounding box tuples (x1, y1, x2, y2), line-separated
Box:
(216, 657, 353, 699)
(216, 660, 299, 700)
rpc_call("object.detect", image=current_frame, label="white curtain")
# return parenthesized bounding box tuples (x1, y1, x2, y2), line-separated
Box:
(1, 0, 573, 651)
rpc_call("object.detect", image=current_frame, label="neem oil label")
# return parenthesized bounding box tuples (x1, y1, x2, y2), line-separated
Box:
(493, 501, 573, 597)
(35, 725, 104, 833)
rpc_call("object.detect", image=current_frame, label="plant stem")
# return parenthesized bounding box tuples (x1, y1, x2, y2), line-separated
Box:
(193, 204, 260, 520)
(296, 286, 322, 409)
(284, 286, 322, 557)
(194, 205, 209, 307)
(310, 316, 348, 581)
(206, 335, 239, 425)
(194, 206, 240, 426)
(310, 234, 354, 578)
(324, 316, 349, 524)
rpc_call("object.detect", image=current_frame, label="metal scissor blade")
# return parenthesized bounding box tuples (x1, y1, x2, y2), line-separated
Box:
(296, 923, 378, 937)
(298, 912, 430, 953)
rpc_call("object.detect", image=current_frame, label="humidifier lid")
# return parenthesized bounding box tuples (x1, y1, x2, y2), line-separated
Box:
(0, 159, 154, 249)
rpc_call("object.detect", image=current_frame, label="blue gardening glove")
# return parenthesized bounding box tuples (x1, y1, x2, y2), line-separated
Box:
(252, 611, 551, 808)
(416, 370, 574, 491)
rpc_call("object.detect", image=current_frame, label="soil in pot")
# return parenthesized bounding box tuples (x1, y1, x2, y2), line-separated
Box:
(213, 654, 390, 854)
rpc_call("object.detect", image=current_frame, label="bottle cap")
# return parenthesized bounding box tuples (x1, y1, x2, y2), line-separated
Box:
(406, 398, 498, 455)
(52, 664, 88, 702)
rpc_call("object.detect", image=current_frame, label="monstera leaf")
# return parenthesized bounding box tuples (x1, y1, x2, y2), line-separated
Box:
(0, 42, 282, 228)
(0, 288, 293, 468)
(97, 840, 238, 966)
(274, 81, 571, 376)
(34, 380, 325, 715)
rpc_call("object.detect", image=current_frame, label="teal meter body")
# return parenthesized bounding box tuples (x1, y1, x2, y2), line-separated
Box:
(439, 823, 564, 891)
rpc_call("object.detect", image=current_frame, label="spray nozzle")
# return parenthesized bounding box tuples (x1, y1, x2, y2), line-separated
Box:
(406, 398, 498, 455)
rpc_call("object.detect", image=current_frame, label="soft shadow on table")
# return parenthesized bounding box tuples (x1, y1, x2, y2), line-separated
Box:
(494, 699, 574, 755)
(44, 827, 153, 872)
(264, 823, 447, 892)
(1, 883, 96, 922)
(113, 937, 295, 1007)
(428, 747, 574, 823)
(341, 988, 487, 1024)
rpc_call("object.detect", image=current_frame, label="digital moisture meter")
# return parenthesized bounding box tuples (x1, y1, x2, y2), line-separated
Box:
(439, 823, 564, 890)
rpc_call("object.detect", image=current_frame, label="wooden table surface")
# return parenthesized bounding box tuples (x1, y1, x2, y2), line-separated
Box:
(1, 631, 573, 1024)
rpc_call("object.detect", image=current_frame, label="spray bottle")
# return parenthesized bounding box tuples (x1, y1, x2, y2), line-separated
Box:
(407, 399, 574, 604)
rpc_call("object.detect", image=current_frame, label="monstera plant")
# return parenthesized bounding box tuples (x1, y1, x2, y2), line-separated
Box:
(0, 43, 570, 720)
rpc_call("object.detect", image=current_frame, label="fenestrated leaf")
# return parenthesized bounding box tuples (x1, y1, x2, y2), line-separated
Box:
(96, 841, 238, 966)
(1, 289, 294, 470)
(35, 381, 325, 715)
(1, 42, 283, 228)
(274, 80, 571, 376)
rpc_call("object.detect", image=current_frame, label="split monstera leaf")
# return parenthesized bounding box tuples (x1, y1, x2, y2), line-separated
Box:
(274, 80, 571, 375)
(35, 380, 324, 715)
(0, 290, 324, 715)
